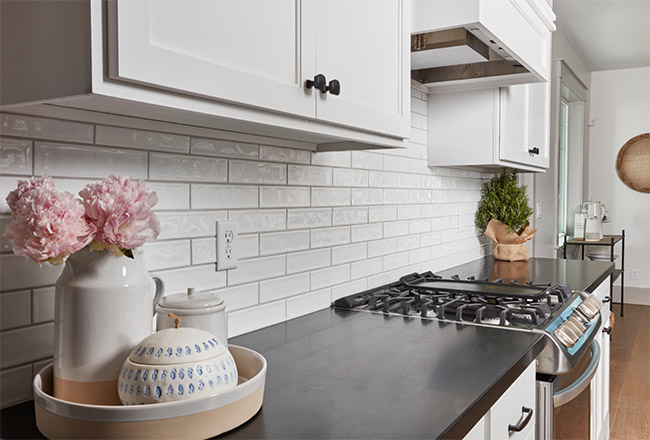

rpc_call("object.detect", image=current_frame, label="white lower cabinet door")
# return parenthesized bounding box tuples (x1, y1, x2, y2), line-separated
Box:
(489, 361, 537, 440)
(310, 0, 410, 138)
(108, 0, 315, 118)
(463, 413, 488, 440)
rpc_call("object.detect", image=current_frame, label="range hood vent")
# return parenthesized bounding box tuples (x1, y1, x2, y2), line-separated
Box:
(411, 28, 529, 86)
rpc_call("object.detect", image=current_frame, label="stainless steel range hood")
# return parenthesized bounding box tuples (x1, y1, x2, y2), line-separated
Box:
(411, 27, 529, 87)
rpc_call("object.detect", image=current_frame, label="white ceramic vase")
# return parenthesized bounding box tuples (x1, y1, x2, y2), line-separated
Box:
(53, 247, 164, 405)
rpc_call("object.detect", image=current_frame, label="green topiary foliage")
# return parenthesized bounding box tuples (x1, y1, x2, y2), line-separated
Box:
(475, 171, 533, 234)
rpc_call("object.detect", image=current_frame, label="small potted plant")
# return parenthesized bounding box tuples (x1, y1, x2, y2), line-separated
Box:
(475, 171, 536, 261)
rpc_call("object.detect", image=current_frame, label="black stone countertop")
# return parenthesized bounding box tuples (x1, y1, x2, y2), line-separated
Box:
(1, 257, 614, 440)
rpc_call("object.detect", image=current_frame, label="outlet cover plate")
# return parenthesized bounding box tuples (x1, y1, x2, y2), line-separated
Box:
(216, 221, 238, 270)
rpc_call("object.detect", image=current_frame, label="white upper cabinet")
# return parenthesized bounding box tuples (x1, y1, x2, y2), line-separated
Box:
(310, 0, 410, 137)
(0, 0, 411, 150)
(499, 82, 550, 169)
(109, 0, 315, 118)
(427, 81, 550, 171)
(107, 0, 410, 139)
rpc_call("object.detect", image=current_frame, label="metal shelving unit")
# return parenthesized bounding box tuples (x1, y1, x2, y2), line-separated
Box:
(563, 230, 625, 316)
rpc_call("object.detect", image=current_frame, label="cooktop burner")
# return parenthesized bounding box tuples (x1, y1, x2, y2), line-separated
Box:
(333, 271, 572, 330)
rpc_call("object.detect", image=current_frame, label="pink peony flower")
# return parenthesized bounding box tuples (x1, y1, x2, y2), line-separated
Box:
(3, 176, 96, 265)
(79, 175, 160, 255)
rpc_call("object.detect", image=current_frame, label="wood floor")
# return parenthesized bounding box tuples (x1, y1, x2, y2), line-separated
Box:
(609, 303, 650, 440)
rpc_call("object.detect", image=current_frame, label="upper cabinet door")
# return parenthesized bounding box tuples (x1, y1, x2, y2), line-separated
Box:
(107, 0, 315, 118)
(499, 82, 550, 169)
(309, 0, 410, 138)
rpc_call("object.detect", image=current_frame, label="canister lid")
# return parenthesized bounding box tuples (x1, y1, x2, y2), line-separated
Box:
(158, 288, 225, 310)
(128, 326, 226, 365)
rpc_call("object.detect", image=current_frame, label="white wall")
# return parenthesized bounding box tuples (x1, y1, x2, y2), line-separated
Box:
(588, 66, 650, 305)
(0, 87, 492, 408)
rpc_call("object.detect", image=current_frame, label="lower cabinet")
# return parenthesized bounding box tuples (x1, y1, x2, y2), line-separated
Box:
(464, 360, 537, 440)
(591, 280, 611, 440)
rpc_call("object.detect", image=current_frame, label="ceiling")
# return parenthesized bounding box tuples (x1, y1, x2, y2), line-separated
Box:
(553, 0, 650, 71)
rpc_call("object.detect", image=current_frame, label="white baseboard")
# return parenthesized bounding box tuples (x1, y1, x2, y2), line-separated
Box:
(612, 285, 650, 306)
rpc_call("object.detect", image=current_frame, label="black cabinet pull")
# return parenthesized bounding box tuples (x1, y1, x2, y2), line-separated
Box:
(528, 147, 540, 155)
(603, 296, 611, 303)
(326, 79, 341, 95)
(306, 74, 327, 93)
(603, 326, 612, 335)
(508, 406, 533, 433)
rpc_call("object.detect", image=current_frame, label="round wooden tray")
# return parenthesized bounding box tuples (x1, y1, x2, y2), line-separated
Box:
(33, 345, 266, 439)
(616, 133, 650, 193)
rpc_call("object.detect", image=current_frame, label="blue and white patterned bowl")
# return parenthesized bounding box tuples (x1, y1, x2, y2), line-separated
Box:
(118, 327, 237, 405)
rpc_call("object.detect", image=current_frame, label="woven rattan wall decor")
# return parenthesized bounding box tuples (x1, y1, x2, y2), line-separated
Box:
(616, 133, 650, 193)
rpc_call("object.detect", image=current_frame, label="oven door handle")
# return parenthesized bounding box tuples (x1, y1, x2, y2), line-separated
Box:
(553, 340, 601, 407)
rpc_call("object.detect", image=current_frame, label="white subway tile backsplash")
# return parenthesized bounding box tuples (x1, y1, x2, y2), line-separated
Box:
(351, 188, 383, 206)
(35, 142, 147, 179)
(333, 168, 368, 187)
(260, 186, 310, 208)
(259, 146, 310, 164)
(1, 114, 93, 143)
(0, 290, 30, 330)
(367, 237, 397, 257)
(351, 151, 383, 170)
(228, 300, 286, 338)
(286, 249, 330, 274)
(286, 288, 331, 320)
(96, 126, 190, 154)
(31, 287, 55, 325)
(142, 240, 191, 271)
(351, 223, 383, 243)
(369, 171, 398, 188)
(153, 264, 227, 295)
(312, 188, 350, 206)
(0, 365, 33, 409)
(229, 209, 286, 233)
(157, 211, 227, 239)
(0, 323, 53, 369)
(0, 87, 494, 408)
(259, 272, 310, 303)
(0, 138, 32, 175)
(369, 206, 397, 223)
(331, 278, 368, 301)
(229, 160, 286, 184)
(260, 230, 310, 256)
(147, 182, 190, 211)
(150, 152, 227, 182)
(311, 226, 350, 249)
(311, 264, 350, 290)
(191, 184, 258, 209)
(288, 165, 332, 186)
(0, 255, 62, 291)
(287, 208, 331, 230)
(311, 151, 350, 167)
(212, 283, 258, 312)
(0, 215, 12, 252)
(227, 255, 285, 286)
(190, 138, 258, 159)
(331, 243, 367, 265)
(332, 207, 368, 226)
(351, 257, 383, 279)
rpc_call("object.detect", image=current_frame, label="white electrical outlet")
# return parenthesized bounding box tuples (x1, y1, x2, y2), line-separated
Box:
(536, 203, 542, 219)
(630, 268, 638, 280)
(216, 221, 238, 270)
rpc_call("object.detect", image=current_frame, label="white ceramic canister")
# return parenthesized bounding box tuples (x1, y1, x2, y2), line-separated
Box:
(118, 324, 237, 405)
(156, 288, 228, 346)
(54, 248, 164, 405)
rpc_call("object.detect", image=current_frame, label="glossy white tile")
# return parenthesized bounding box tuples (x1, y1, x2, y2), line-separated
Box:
(150, 152, 227, 182)
(96, 126, 190, 153)
(0, 138, 32, 175)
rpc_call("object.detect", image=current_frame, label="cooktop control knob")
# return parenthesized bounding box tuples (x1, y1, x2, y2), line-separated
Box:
(577, 295, 603, 320)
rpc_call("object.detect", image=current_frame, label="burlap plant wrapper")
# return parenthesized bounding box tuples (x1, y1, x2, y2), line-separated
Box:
(484, 219, 536, 261)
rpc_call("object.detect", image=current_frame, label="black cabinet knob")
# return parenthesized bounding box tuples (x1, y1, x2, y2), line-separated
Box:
(528, 147, 540, 155)
(326, 79, 341, 96)
(306, 74, 327, 93)
(603, 326, 612, 335)
(603, 296, 611, 303)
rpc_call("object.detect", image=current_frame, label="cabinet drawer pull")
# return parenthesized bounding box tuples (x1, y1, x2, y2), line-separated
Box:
(528, 147, 540, 155)
(306, 74, 327, 93)
(508, 406, 533, 433)
(602, 326, 612, 335)
(602, 296, 611, 303)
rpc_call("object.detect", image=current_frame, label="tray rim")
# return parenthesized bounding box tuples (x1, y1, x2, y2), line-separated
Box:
(33, 345, 266, 423)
